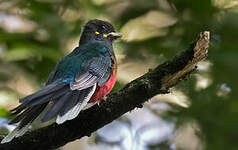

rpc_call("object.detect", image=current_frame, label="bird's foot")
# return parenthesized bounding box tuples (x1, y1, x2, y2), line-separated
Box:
(96, 101, 101, 106)
(96, 96, 107, 107)
(102, 96, 107, 101)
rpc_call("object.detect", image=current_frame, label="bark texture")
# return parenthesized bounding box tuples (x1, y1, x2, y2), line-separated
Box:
(0, 31, 210, 150)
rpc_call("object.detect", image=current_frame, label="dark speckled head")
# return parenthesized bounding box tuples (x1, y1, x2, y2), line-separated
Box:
(79, 19, 121, 45)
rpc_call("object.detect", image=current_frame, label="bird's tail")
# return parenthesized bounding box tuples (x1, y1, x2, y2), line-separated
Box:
(1, 83, 96, 143)
(1, 103, 47, 143)
(1, 124, 30, 144)
(1, 82, 68, 143)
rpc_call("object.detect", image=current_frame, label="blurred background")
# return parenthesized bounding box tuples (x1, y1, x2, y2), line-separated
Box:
(0, 0, 237, 150)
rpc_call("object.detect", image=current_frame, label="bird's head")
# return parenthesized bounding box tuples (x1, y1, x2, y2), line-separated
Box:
(79, 19, 122, 45)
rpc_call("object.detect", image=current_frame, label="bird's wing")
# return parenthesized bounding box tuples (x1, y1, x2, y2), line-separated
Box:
(52, 55, 113, 124)
(71, 55, 112, 90)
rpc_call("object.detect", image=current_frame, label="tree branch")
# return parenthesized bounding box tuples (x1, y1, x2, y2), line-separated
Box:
(0, 31, 210, 150)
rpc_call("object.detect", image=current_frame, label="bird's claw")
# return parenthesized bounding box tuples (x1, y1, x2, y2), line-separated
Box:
(96, 101, 101, 106)
(102, 96, 107, 101)
(96, 96, 107, 107)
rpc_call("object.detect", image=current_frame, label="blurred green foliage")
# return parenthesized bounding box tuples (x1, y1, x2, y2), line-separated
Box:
(0, 0, 238, 149)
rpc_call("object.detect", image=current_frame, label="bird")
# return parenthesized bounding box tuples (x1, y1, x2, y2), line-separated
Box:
(1, 19, 122, 143)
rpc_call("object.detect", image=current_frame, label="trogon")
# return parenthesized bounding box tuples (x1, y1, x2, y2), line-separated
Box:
(1, 19, 121, 143)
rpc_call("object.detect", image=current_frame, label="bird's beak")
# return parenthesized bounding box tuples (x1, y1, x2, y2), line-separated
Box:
(107, 32, 122, 38)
